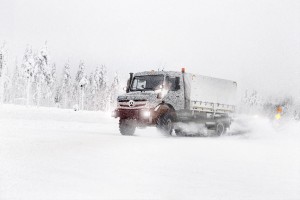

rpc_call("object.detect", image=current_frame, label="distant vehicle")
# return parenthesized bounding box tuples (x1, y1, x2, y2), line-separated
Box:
(112, 68, 237, 136)
(263, 99, 300, 121)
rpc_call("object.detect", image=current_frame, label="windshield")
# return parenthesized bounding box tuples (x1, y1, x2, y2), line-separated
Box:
(130, 75, 164, 91)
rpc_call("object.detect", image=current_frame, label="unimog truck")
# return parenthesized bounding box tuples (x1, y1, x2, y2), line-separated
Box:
(112, 69, 237, 136)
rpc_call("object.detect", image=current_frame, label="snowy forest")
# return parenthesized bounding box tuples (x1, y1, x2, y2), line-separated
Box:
(0, 43, 120, 111)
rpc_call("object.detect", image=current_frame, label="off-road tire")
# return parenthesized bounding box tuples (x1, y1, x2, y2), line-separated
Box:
(175, 128, 186, 136)
(119, 119, 136, 136)
(215, 122, 227, 136)
(157, 113, 173, 135)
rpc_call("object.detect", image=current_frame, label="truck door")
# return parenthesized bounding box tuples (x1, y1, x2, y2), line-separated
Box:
(164, 76, 185, 110)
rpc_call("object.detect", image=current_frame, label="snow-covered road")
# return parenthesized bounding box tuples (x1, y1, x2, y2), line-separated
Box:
(1, 105, 299, 200)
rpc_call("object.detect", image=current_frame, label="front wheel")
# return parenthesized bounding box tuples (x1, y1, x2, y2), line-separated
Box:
(156, 113, 174, 135)
(119, 119, 136, 136)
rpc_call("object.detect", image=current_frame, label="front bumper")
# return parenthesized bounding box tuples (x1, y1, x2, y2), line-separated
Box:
(112, 108, 155, 124)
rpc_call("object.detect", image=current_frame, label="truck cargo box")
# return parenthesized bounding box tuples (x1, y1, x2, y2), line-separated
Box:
(183, 73, 237, 113)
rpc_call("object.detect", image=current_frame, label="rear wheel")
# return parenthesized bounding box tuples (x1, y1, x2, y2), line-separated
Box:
(157, 113, 173, 135)
(215, 122, 226, 136)
(119, 119, 136, 136)
(175, 128, 186, 136)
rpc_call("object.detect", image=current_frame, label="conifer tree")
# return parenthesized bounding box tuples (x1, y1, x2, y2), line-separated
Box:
(60, 61, 72, 108)
(21, 46, 35, 105)
(72, 61, 86, 109)
(0, 43, 10, 104)
(109, 72, 120, 111)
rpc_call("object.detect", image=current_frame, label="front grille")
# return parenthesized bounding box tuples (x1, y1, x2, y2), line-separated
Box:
(120, 103, 146, 108)
(118, 99, 130, 102)
(118, 99, 147, 102)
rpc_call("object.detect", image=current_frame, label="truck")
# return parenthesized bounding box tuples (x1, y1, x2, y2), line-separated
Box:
(112, 68, 237, 136)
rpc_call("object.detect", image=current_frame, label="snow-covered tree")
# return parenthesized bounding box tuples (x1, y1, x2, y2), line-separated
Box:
(79, 75, 88, 110)
(48, 63, 57, 105)
(72, 61, 86, 110)
(11, 59, 26, 103)
(109, 72, 120, 111)
(86, 72, 97, 110)
(20, 46, 35, 105)
(75, 61, 85, 84)
(0, 45, 4, 78)
(93, 65, 109, 111)
(32, 43, 51, 106)
(0, 43, 10, 104)
(59, 61, 72, 108)
(240, 90, 260, 114)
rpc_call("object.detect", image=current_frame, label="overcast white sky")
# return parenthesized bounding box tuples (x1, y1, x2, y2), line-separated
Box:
(1, 0, 300, 97)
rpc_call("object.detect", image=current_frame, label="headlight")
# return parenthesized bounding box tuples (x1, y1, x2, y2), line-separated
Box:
(111, 110, 117, 118)
(142, 110, 151, 118)
(161, 89, 169, 97)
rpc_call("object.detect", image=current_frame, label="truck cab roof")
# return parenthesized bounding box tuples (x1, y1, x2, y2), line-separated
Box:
(134, 71, 182, 77)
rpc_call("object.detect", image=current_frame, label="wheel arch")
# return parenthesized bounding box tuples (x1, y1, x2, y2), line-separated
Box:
(154, 102, 177, 122)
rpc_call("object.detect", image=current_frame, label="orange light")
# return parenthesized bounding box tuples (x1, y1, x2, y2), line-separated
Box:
(277, 106, 283, 113)
(181, 67, 185, 73)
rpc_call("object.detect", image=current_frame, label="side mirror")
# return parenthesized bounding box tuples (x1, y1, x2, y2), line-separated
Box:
(126, 79, 130, 93)
(126, 73, 134, 93)
(175, 77, 180, 90)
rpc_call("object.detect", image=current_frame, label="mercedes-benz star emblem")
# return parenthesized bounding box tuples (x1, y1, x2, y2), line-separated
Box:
(129, 100, 134, 107)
